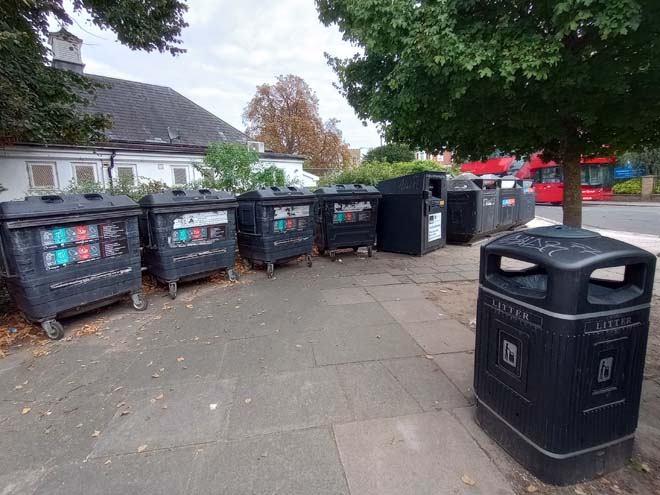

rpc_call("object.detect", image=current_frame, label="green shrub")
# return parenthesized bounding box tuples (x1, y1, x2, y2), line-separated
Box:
(60, 176, 168, 202)
(612, 178, 642, 195)
(318, 160, 459, 187)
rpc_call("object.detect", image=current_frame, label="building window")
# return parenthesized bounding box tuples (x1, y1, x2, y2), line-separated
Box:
(27, 162, 58, 189)
(72, 163, 97, 184)
(116, 165, 137, 185)
(172, 166, 188, 186)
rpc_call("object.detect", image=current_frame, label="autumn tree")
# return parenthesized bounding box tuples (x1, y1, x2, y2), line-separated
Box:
(317, 0, 660, 227)
(243, 75, 352, 173)
(0, 0, 187, 145)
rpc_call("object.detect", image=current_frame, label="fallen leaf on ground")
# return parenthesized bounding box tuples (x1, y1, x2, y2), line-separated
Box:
(176, 357, 184, 362)
(574, 488, 587, 495)
(461, 473, 476, 486)
(526, 485, 538, 493)
(21, 407, 31, 415)
(15, 384, 23, 390)
(155, 393, 164, 400)
(244, 398, 252, 404)
(104, 459, 111, 465)
(116, 401, 126, 408)
(186, 304, 193, 309)
(92, 430, 100, 437)
(137, 444, 148, 453)
(424, 355, 434, 360)
(151, 373, 160, 378)
(119, 410, 130, 416)
(209, 403, 218, 411)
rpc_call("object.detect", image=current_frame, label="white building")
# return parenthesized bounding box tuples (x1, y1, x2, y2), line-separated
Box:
(0, 30, 317, 202)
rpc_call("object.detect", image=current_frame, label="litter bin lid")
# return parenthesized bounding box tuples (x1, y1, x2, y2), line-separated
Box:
(314, 184, 381, 197)
(0, 193, 140, 221)
(377, 171, 447, 194)
(139, 189, 236, 207)
(237, 186, 315, 202)
(528, 225, 601, 239)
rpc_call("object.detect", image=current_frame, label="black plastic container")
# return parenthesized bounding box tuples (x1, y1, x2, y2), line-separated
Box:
(376, 171, 447, 255)
(0, 194, 146, 339)
(517, 179, 536, 225)
(139, 189, 238, 299)
(314, 184, 381, 259)
(474, 226, 656, 485)
(236, 186, 315, 278)
(497, 175, 522, 230)
(447, 173, 498, 243)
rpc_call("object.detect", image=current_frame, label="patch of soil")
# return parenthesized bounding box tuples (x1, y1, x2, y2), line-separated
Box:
(423, 280, 479, 326)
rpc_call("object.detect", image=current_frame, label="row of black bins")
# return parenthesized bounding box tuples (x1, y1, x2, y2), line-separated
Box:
(447, 174, 535, 243)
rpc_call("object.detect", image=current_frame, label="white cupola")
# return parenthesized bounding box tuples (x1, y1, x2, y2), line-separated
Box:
(48, 28, 84, 74)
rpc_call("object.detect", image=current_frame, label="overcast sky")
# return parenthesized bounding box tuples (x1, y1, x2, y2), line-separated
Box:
(58, 0, 381, 149)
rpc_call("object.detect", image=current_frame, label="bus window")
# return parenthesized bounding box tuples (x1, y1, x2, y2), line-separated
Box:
(534, 167, 562, 183)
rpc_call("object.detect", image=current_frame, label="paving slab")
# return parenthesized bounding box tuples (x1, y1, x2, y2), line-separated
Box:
(227, 367, 352, 439)
(640, 379, 660, 430)
(34, 446, 201, 495)
(219, 333, 315, 377)
(321, 287, 375, 305)
(336, 362, 421, 420)
(312, 323, 423, 365)
(192, 428, 349, 495)
(434, 352, 475, 401)
(93, 379, 235, 456)
(383, 357, 469, 411)
(403, 319, 475, 354)
(0, 469, 43, 495)
(381, 299, 449, 324)
(352, 273, 400, 287)
(365, 284, 424, 302)
(459, 270, 480, 281)
(288, 302, 396, 333)
(409, 273, 440, 284)
(435, 272, 466, 282)
(334, 411, 514, 495)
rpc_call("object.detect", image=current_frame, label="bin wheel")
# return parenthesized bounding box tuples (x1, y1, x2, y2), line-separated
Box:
(42, 320, 64, 340)
(305, 254, 313, 268)
(168, 282, 177, 300)
(131, 293, 149, 311)
(227, 268, 238, 282)
(329, 250, 337, 261)
(367, 246, 373, 258)
(353, 247, 359, 252)
(266, 262, 275, 279)
(243, 258, 253, 270)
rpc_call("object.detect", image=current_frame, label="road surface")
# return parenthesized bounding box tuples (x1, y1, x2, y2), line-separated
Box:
(536, 204, 660, 236)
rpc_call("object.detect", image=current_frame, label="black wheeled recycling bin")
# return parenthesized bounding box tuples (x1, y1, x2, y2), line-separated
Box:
(376, 171, 447, 255)
(314, 184, 381, 259)
(0, 194, 146, 339)
(517, 179, 536, 226)
(139, 189, 238, 299)
(236, 186, 315, 278)
(474, 225, 656, 485)
(497, 175, 522, 231)
(447, 173, 498, 243)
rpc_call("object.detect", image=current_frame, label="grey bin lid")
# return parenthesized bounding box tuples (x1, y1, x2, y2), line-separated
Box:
(0, 193, 140, 221)
(139, 189, 236, 207)
(526, 225, 601, 239)
(314, 184, 381, 197)
(237, 186, 315, 202)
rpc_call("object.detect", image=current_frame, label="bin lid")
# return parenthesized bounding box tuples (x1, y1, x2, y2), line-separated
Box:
(139, 189, 236, 207)
(0, 193, 140, 221)
(314, 184, 381, 197)
(499, 175, 521, 189)
(237, 186, 315, 202)
(377, 171, 446, 194)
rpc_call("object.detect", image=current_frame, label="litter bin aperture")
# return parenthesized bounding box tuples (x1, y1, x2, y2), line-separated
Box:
(497, 175, 521, 230)
(517, 179, 536, 226)
(474, 225, 656, 485)
(376, 171, 447, 256)
(0, 194, 146, 339)
(139, 189, 238, 299)
(447, 173, 498, 243)
(236, 186, 315, 278)
(314, 184, 381, 259)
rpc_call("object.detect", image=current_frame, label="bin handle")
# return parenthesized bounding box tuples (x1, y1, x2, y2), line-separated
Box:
(83, 193, 103, 200)
(40, 195, 63, 203)
(198, 189, 212, 195)
(172, 189, 186, 196)
(146, 210, 156, 248)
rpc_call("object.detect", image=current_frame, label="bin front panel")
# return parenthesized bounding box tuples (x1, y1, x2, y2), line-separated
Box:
(317, 197, 379, 250)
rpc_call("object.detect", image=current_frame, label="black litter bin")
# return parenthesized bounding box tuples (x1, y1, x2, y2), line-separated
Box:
(314, 184, 381, 259)
(236, 186, 315, 278)
(474, 226, 656, 484)
(376, 171, 447, 255)
(497, 175, 522, 231)
(139, 189, 238, 299)
(447, 173, 498, 243)
(0, 194, 146, 339)
(517, 179, 536, 226)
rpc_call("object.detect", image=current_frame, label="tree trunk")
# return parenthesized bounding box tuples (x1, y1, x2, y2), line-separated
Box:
(562, 154, 582, 227)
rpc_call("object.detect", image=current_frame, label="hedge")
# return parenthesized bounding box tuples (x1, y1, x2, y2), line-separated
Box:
(612, 178, 660, 195)
(318, 160, 459, 187)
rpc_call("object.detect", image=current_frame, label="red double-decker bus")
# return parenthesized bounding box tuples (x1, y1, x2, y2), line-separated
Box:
(460, 153, 616, 204)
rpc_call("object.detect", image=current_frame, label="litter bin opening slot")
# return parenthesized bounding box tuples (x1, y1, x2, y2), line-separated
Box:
(587, 264, 646, 306)
(172, 189, 186, 196)
(83, 194, 103, 200)
(429, 178, 443, 199)
(487, 255, 548, 299)
(40, 195, 64, 203)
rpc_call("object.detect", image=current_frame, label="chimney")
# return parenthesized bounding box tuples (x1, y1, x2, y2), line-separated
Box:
(48, 28, 84, 74)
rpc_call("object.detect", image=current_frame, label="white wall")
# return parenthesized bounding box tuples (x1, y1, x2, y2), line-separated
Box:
(0, 146, 317, 202)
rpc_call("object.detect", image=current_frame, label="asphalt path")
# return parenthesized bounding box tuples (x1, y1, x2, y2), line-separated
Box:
(536, 204, 660, 236)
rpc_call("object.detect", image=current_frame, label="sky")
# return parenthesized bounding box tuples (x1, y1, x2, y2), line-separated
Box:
(57, 0, 382, 150)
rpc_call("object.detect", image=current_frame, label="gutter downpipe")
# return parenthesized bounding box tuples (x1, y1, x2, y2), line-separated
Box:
(108, 150, 116, 194)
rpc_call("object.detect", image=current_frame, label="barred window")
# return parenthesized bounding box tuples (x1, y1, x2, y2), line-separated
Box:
(73, 163, 96, 184)
(117, 165, 137, 185)
(172, 167, 188, 186)
(28, 162, 57, 189)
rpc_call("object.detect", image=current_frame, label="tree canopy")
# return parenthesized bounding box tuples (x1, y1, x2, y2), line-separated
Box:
(317, 0, 660, 226)
(363, 143, 414, 163)
(243, 74, 352, 174)
(0, 0, 187, 145)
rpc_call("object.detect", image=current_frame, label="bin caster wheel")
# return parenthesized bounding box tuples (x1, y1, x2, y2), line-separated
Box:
(42, 320, 64, 340)
(243, 258, 253, 270)
(227, 268, 238, 282)
(367, 246, 373, 258)
(329, 250, 337, 261)
(266, 262, 275, 279)
(305, 254, 313, 268)
(131, 293, 149, 311)
(168, 282, 178, 300)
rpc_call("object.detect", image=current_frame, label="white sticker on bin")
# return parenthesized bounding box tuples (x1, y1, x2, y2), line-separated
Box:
(172, 211, 228, 229)
(428, 213, 442, 241)
(333, 201, 372, 212)
(273, 205, 310, 219)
